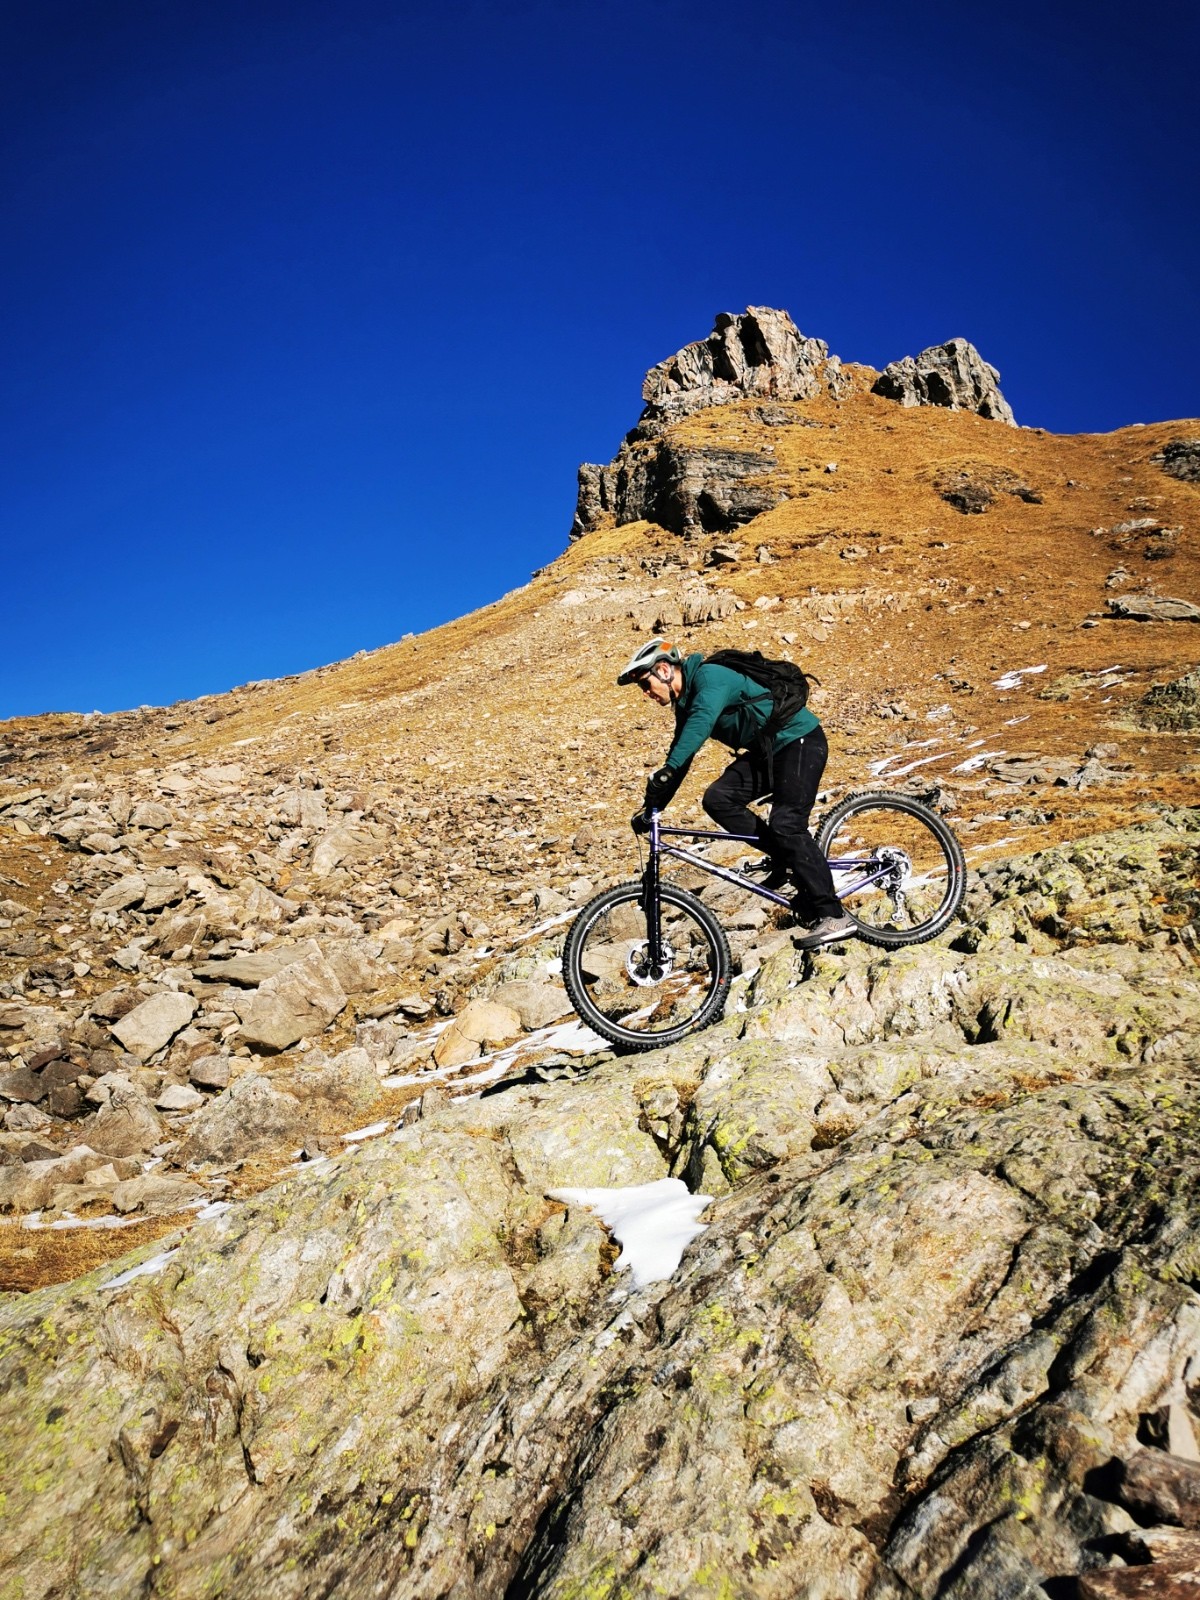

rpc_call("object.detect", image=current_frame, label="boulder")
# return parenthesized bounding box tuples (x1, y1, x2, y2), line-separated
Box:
(259, 945, 347, 1035)
(1108, 595, 1200, 622)
(291, 1047, 378, 1113)
(188, 1055, 231, 1090)
(176, 1073, 310, 1164)
(85, 1081, 164, 1157)
(1151, 438, 1200, 482)
(109, 1173, 203, 1216)
(491, 979, 574, 1031)
(129, 801, 172, 831)
(155, 1083, 205, 1112)
(0, 1144, 133, 1212)
(432, 999, 522, 1067)
(109, 991, 197, 1062)
(93, 874, 148, 912)
(1134, 669, 1200, 730)
(191, 948, 300, 986)
(0, 1066, 46, 1104)
(236, 993, 306, 1053)
(872, 337, 1016, 423)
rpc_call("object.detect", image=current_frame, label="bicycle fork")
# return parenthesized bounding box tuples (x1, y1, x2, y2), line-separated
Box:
(641, 810, 665, 975)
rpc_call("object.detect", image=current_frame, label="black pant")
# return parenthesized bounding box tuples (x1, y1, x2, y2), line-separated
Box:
(702, 730, 843, 921)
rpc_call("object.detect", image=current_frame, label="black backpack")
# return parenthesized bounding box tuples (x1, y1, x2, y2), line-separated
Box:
(704, 648, 817, 763)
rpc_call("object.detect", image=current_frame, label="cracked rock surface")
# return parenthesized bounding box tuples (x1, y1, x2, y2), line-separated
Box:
(3, 813, 1200, 1598)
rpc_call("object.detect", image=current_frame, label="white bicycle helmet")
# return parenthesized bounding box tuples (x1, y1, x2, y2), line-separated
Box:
(617, 637, 683, 686)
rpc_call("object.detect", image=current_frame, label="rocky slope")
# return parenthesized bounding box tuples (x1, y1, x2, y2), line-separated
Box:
(1, 308, 1199, 1595)
(3, 816, 1200, 1598)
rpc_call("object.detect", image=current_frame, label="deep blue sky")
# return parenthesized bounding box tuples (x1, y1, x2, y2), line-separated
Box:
(3, 0, 1197, 718)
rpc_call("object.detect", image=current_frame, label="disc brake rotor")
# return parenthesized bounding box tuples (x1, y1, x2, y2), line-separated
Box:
(626, 939, 675, 986)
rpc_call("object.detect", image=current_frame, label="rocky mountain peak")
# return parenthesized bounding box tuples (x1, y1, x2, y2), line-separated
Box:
(871, 335, 1016, 425)
(639, 305, 852, 425)
(571, 310, 1017, 540)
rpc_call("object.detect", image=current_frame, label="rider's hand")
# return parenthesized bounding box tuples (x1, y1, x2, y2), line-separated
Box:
(630, 807, 652, 835)
(643, 766, 677, 808)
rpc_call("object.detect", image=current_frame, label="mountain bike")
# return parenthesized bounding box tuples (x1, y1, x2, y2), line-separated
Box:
(562, 792, 966, 1051)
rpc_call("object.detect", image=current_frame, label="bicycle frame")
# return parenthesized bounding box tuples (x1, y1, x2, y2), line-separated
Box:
(641, 808, 901, 965)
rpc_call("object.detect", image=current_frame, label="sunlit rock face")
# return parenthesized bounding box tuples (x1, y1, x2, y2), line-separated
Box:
(571, 310, 1014, 538)
(2, 814, 1200, 1599)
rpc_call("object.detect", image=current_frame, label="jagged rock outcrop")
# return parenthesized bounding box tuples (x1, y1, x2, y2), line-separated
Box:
(571, 307, 848, 540)
(640, 306, 850, 426)
(3, 813, 1200, 1599)
(1134, 667, 1200, 730)
(574, 442, 784, 539)
(871, 336, 1017, 424)
(1152, 439, 1200, 483)
(571, 314, 1015, 539)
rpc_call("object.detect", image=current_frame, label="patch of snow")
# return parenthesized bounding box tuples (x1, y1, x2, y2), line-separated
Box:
(1003, 714, 1031, 726)
(100, 1249, 180, 1290)
(380, 1014, 606, 1097)
(868, 740, 941, 777)
(194, 1201, 231, 1221)
(518, 909, 578, 941)
(341, 1120, 393, 1143)
(952, 749, 1006, 774)
(992, 664, 1047, 690)
(546, 1178, 713, 1289)
(17, 1210, 145, 1233)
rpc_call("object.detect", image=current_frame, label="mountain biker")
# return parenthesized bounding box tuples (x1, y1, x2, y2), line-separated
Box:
(618, 638, 856, 950)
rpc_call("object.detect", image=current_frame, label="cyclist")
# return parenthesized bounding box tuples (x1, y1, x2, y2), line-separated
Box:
(617, 638, 856, 950)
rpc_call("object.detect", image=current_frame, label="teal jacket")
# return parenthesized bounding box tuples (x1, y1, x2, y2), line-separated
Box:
(663, 652, 819, 776)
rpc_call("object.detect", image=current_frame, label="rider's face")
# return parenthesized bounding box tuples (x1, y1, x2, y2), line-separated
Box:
(638, 668, 674, 706)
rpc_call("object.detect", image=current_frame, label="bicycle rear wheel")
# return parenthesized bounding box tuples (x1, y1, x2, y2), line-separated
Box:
(814, 792, 966, 948)
(562, 881, 732, 1051)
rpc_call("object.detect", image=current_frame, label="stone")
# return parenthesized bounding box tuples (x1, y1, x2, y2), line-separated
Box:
(1109, 595, 1200, 622)
(109, 1173, 203, 1215)
(1120, 1449, 1200, 1529)
(2, 1102, 52, 1133)
(291, 1047, 378, 1113)
(236, 992, 306, 1053)
(1134, 668, 1200, 730)
(93, 874, 149, 912)
(259, 946, 347, 1035)
(191, 948, 299, 986)
(320, 940, 381, 997)
(155, 1082, 204, 1112)
(432, 998, 522, 1067)
(85, 1080, 164, 1157)
(0, 1066, 46, 1103)
(109, 991, 197, 1061)
(1151, 439, 1200, 482)
(490, 979, 574, 1031)
(311, 825, 362, 877)
(1079, 1562, 1200, 1596)
(872, 337, 1016, 423)
(454, 998, 523, 1046)
(277, 788, 328, 831)
(175, 1072, 309, 1164)
(187, 1055, 231, 1090)
(129, 800, 172, 830)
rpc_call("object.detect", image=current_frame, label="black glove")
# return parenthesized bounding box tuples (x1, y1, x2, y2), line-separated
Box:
(643, 765, 679, 810)
(630, 808, 652, 835)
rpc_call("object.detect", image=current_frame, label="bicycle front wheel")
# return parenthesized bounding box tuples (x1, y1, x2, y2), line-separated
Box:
(814, 792, 966, 949)
(562, 881, 732, 1051)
